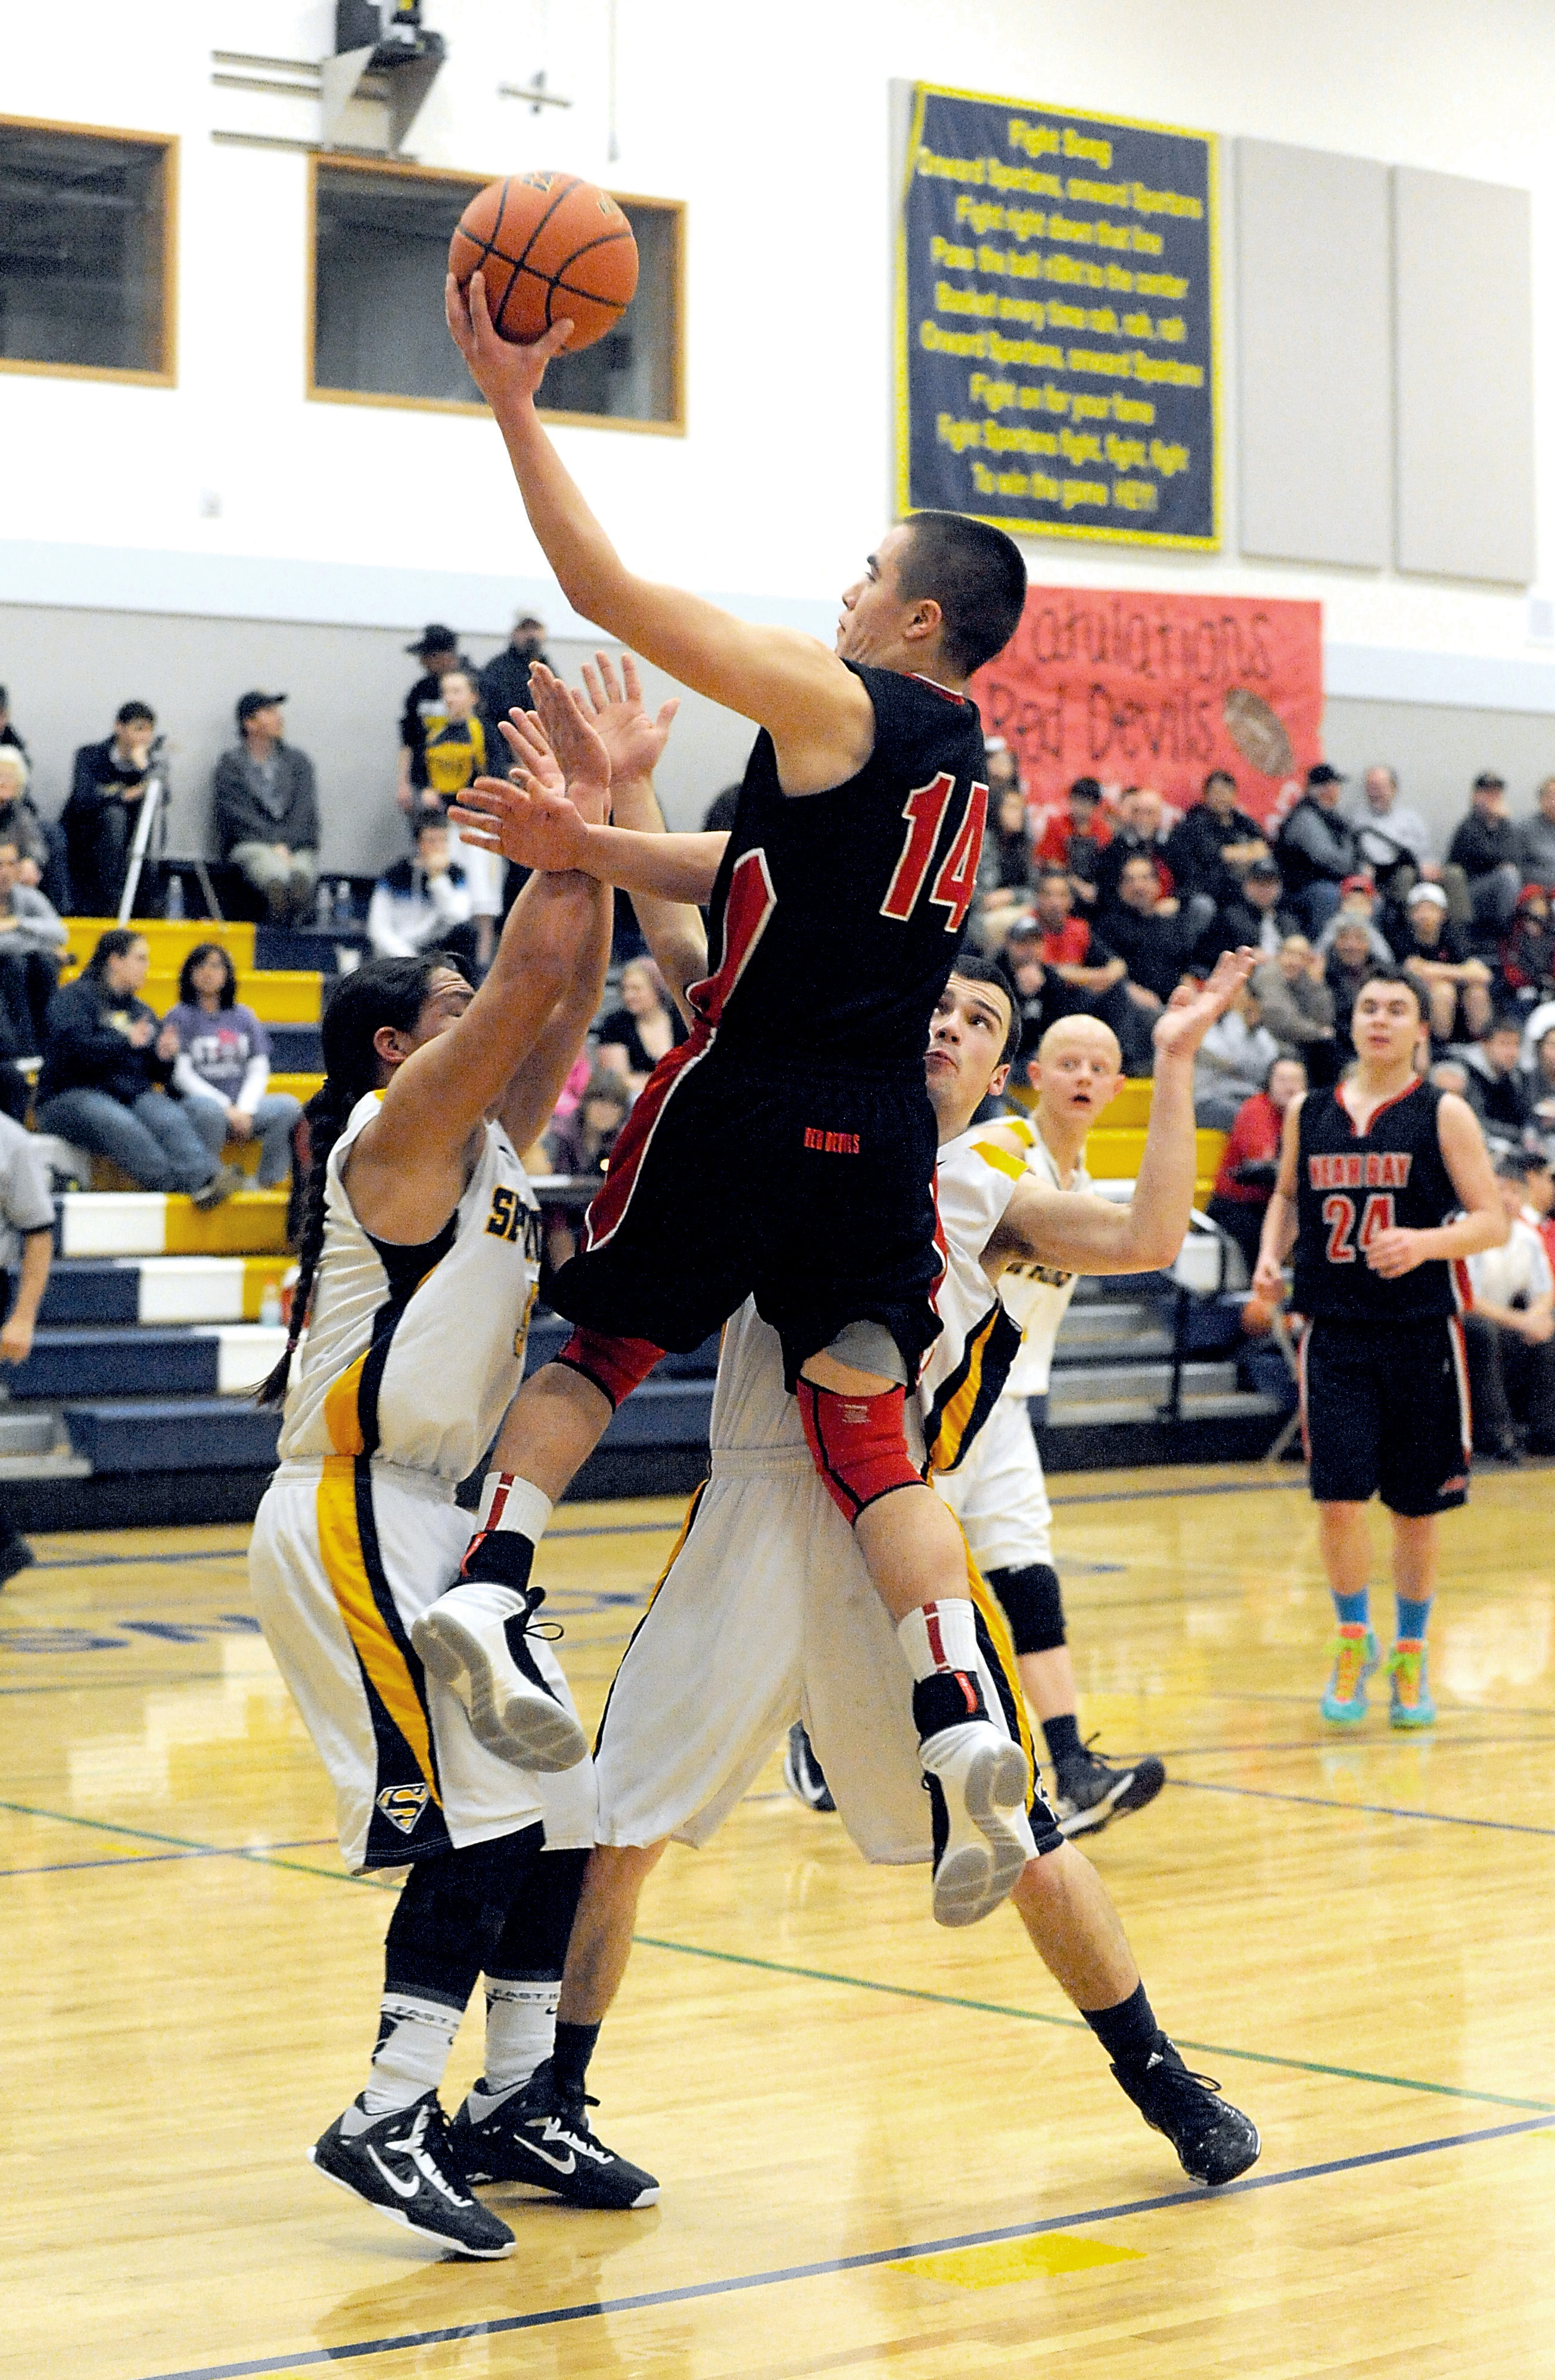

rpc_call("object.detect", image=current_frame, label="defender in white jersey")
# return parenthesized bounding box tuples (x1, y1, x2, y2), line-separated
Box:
(933, 1016, 1168, 1837)
(248, 673, 664, 2258)
(533, 953, 1261, 2196)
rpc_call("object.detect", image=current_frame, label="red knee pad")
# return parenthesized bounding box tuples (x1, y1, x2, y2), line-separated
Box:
(556, 1328, 665, 1411)
(797, 1379, 923, 1523)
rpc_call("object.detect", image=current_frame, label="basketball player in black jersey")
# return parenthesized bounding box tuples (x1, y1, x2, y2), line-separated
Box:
(1254, 968, 1503, 1727)
(422, 272, 1036, 1967)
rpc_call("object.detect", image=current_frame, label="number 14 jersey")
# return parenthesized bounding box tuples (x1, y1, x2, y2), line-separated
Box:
(1292, 1079, 1466, 1321)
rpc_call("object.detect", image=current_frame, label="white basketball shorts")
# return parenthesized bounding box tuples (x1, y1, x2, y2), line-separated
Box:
(250, 1456, 595, 1872)
(935, 1394, 1053, 1577)
(594, 1446, 1055, 1863)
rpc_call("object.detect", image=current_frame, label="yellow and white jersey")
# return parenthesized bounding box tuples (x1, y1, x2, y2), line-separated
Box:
(919, 1127, 1025, 1477)
(995, 1116, 1089, 1398)
(278, 1092, 541, 1482)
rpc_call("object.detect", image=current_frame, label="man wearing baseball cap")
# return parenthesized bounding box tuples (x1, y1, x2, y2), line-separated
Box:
(1446, 771, 1522, 934)
(1397, 880, 1494, 1044)
(398, 624, 479, 816)
(1274, 764, 1358, 936)
(213, 694, 320, 924)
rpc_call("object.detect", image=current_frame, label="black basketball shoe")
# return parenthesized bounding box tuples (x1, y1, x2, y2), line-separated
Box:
(309, 2092, 515, 2257)
(1053, 1744, 1167, 1838)
(782, 1722, 836, 1813)
(450, 2061, 660, 2210)
(1112, 2042, 1261, 2186)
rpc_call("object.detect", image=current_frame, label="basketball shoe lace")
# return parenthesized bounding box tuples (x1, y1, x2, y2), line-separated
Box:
(1329, 1626, 1373, 1704)
(1387, 1640, 1425, 1708)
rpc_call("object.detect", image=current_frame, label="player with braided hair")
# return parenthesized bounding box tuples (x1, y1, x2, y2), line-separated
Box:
(247, 701, 661, 2259)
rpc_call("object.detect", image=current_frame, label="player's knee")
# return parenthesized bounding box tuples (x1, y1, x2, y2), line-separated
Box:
(986, 1562, 1065, 1655)
(555, 1328, 665, 1411)
(385, 1823, 546, 1991)
(795, 1378, 923, 1524)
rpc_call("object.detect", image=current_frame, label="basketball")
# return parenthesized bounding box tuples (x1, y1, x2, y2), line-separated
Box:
(449, 172, 639, 352)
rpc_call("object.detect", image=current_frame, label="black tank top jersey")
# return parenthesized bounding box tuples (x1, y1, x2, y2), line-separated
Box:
(693, 663, 988, 1074)
(1292, 1079, 1466, 1321)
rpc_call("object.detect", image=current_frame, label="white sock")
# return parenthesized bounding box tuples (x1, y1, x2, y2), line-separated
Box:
(897, 1598, 979, 1682)
(467, 1977, 559, 2115)
(350, 1990, 462, 2122)
(476, 1472, 553, 1540)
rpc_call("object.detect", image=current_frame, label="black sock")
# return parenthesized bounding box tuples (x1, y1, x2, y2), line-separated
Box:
(461, 1530, 537, 1592)
(1081, 1980, 1165, 2074)
(1042, 1713, 1083, 1770)
(551, 2018, 601, 2097)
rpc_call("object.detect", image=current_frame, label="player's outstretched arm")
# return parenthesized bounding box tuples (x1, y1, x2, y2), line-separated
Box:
(1363, 1091, 1507, 1279)
(1251, 1098, 1304, 1297)
(989, 949, 1257, 1278)
(446, 272, 875, 793)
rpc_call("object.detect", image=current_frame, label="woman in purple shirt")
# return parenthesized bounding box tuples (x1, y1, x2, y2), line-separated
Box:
(163, 943, 303, 1187)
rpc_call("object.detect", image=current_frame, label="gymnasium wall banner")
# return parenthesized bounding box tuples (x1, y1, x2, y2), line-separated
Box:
(969, 589, 1323, 822)
(897, 83, 1219, 550)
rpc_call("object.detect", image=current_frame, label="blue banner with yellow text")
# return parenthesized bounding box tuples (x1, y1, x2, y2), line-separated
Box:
(897, 85, 1218, 550)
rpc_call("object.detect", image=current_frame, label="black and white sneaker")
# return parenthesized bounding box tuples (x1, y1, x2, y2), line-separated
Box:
(450, 2061, 659, 2210)
(916, 1672, 1032, 1929)
(309, 2091, 515, 2257)
(782, 1722, 835, 1813)
(1054, 1745, 1167, 1838)
(1113, 2042, 1261, 2186)
(0, 1533, 35, 1588)
(411, 1582, 587, 1772)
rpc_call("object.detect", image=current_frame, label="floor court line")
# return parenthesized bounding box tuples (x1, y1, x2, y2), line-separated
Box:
(1171, 1776, 1555, 1838)
(129, 2113, 1555, 2380)
(631, 1935, 1555, 2112)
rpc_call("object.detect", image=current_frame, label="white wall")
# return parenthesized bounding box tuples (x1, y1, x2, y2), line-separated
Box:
(4, 0, 1555, 859)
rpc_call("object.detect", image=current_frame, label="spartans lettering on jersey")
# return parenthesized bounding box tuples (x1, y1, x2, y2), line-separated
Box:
(485, 1184, 545, 1259)
(1307, 1152, 1414, 1191)
(1002, 1257, 1077, 1289)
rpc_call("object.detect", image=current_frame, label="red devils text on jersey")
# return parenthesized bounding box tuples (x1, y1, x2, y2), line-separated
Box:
(546, 666, 987, 1382)
(696, 662, 989, 1073)
(1292, 1080, 1465, 1321)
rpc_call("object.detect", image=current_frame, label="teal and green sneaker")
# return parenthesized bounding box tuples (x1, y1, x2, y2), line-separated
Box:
(1321, 1624, 1380, 1723)
(1388, 1638, 1436, 1729)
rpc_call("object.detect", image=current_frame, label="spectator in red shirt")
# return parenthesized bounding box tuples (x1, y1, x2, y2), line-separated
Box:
(1034, 775, 1112, 906)
(1208, 1053, 1309, 1278)
(1027, 868, 1151, 1073)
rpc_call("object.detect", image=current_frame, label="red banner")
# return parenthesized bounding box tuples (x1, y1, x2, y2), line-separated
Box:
(970, 588, 1323, 825)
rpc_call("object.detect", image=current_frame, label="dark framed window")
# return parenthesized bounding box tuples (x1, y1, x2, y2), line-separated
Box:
(0, 116, 176, 384)
(309, 157, 684, 432)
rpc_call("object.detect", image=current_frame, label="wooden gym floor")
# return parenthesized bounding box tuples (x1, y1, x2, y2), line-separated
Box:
(5, 1461, 1555, 2380)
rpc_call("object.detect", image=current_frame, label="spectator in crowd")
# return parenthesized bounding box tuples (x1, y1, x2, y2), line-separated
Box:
(213, 693, 320, 925)
(974, 779, 1040, 947)
(1193, 980, 1280, 1129)
(477, 613, 549, 739)
(1164, 768, 1268, 925)
(1396, 881, 1493, 1043)
(1033, 773, 1112, 905)
(161, 943, 303, 1191)
(397, 624, 478, 815)
(1518, 776, 1555, 888)
(595, 956, 688, 1096)
(1100, 853, 1192, 1025)
(0, 834, 66, 1052)
(1351, 765, 1440, 903)
(0, 686, 24, 763)
(0, 747, 54, 890)
(366, 818, 479, 968)
(1463, 1151, 1555, 1458)
(1003, 916, 1059, 1066)
(1428, 1057, 1470, 1099)
(1463, 1017, 1535, 1143)
(1530, 1024, 1555, 1144)
(542, 1066, 633, 1268)
(1095, 784, 1175, 911)
(1274, 763, 1357, 933)
(1500, 885, 1555, 1005)
(35, 930, 240, 1206)
(1195, 853, 1296, 966)
(1446, 772, 1522, 934)
(1524, 1150, 1555, 1276)
(1324, 916, 1379, 1060)
(1251, 933, 1338, 1082)
(0, 1087, 56, 1582)
(1208, 1053, 1308, 1277)
(1314, 875, 1395, 963)
(63, 701, 158, 916)
(983, 739, 1021, 801)
(1024, 868, 1149, 1068)
(418, 670, 502, 963)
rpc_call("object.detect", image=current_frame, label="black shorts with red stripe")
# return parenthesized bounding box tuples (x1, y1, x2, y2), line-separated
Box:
(1301, 1315, 1472, 1516)
(548, 1049, 943, 1391)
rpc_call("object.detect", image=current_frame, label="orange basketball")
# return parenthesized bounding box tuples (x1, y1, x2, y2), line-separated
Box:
(449, 172, 638, 352)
